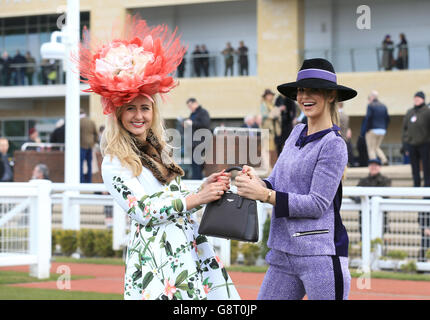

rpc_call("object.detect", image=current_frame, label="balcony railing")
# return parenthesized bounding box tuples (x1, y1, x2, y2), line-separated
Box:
(0, 51, 256, 87)
(0, 61, 65, 86)
(303, 44, 430, 72)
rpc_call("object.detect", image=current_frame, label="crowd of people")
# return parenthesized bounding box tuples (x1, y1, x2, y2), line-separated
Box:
(178, 41, 249, 78)
(0, 49, 61, 86)
(381, 33, 409, 71)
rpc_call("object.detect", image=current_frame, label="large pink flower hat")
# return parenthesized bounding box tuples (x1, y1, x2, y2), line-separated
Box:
(77, 15, 187, 115)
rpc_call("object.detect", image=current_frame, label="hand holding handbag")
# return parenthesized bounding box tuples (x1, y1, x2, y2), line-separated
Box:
(198, 166, 259, 242)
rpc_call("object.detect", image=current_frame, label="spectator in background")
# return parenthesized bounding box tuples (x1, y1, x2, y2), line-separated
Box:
(419, 211, 430, 262)
(363, 90, 390, 165)
(221, 42, 234, 76)
(50, 119, 65, 143)
(253, 115, 261, 129)
(338, 102, 355, 167)
(352, 158, 392, 236)
(80, 109, 98, 183)
(260, 89, 282, 167)
(25, 51, 36, 85)
(192, 45, 202, 77)
(12, 50, 26, 85)
(200, 45, 209, 77)
(184, 97, 211, 179)
(28, 127, 42, 144)
(236, 41, 249, 76)
(381, 34, 395, 71)
(31, 163, 49, 180)
(177, 51, 186, 78)
(0, 137, 13, 182)
(274, 94, 296, 154)
(357, 117, 369, 167)
(396, 33, 408, 70)
(402, 91, 430, 187)
(242, 115, 256, 129)
(1, 51, 12, 86)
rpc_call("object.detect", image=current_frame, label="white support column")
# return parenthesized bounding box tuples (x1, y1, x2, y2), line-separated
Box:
(29, 180, 52, 279)
(360, 195, 371, 272)
(62, 0, 81, 230)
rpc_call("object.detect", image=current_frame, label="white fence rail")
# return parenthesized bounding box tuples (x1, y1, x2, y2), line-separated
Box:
(0, 180, 52, 278)
(1, 181, 430, 279)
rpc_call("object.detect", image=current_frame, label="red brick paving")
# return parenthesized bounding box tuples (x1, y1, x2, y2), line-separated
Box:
(2, 262, 430, 300)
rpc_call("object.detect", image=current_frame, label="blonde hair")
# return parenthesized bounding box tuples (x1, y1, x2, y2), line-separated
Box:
(317, 89, 339, 127)
(101, 95, 166, 177)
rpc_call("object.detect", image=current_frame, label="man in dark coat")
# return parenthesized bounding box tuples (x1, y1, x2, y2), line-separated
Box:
(184, 97, 211, 179)
(50, 121, 65, 143)
(12, 50, 27, 85)
(402, 91, 430, 187)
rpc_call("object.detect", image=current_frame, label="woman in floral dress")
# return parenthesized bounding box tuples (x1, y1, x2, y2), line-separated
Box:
(76, 16, 240, 300)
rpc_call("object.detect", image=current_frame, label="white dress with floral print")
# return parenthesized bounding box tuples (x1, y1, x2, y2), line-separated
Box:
(102, 155, 241, 300)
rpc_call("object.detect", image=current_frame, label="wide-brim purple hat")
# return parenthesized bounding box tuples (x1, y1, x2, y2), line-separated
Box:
(277, 58, 357, 102)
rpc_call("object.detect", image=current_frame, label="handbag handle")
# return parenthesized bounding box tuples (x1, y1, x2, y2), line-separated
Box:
(224, 166, 243, 173)
(214, 166, 245, 207)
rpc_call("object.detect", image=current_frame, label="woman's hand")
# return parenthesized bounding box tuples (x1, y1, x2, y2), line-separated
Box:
(202, 169, 231, 190)
(186, 170, 231, 209)
(238, 165, 266, 187)
(235, 172, 268, 202)
(196, 181, 229, 205)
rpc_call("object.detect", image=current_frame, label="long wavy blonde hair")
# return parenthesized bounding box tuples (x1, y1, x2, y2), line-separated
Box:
(101, 94, 166, 177)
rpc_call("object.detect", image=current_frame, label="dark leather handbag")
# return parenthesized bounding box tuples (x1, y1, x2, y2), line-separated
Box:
(198, 166, 259, 242)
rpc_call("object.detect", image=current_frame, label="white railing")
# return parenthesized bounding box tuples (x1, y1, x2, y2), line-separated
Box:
(0, 180, 52, 279)
(343, 187, 430, 272)
(1, 181, 430, 276)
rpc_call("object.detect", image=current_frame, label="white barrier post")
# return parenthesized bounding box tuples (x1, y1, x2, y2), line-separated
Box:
(370, 196, 383, 241)
(62, 191, 80, 230)
(29, 180, 52, 279)
(361, 195, 371, 272)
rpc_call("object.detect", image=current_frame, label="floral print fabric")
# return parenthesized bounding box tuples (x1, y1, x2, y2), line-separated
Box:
(102, 155, 240, 300)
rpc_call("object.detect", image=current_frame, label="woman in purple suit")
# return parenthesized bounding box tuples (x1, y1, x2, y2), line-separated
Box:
(235, 58, 357, 300)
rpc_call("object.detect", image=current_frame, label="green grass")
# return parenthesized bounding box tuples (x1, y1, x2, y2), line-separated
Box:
(0, 270, 122, 300)
(52, 256, 125, 266)
(350, 269, 430, 282)
(0, 270, 93, 285)
(0, 286, 122, 300)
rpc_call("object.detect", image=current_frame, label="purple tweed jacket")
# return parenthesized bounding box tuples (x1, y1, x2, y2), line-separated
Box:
(264, 123, 349, 257)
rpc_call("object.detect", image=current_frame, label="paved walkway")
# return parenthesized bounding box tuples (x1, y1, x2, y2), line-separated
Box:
(2, 262, 430, 299)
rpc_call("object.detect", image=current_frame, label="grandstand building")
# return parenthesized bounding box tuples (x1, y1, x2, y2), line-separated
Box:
(1, 0, 430, 162)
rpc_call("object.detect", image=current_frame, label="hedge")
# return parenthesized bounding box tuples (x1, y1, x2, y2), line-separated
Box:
(53, 228, 121, 258)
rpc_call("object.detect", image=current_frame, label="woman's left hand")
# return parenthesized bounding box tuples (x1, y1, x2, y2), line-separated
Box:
(235, 173, 267, 201)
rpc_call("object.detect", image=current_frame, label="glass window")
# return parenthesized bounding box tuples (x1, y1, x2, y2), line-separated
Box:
(4, 120, 26, 137)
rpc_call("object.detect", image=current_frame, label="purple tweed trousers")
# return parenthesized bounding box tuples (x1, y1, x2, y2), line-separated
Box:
(258, 249, 351, 300)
